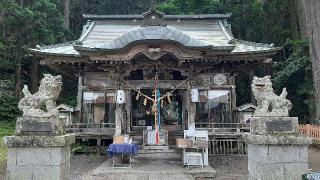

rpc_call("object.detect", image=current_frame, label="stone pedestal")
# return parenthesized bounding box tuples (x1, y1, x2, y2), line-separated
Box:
(3, 134, 75, 180)
(244, 117, 312, 180)
(15, 117, 65, 136)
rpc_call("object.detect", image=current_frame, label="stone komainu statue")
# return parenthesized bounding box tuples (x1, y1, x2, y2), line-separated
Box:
(252, 76, 292, 117)
(18, 74, 62, 117)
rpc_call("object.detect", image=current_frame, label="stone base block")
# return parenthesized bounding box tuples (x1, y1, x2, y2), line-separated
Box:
(3, 134, 75, 147)
(4, 134, 74, 180)
(243, 133, 312, 145)
(250, 117, 299, 135)
(15, 117, 66, 136)
(247, 143, 309, 180)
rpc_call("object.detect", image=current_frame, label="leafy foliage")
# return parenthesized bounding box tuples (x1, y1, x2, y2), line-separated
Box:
(0, 0, 72, 121)
(0, 95, 20, 121)
(273, 40, 314, 122)
(235, 74, 252, 106)
(57, 78, 78, 107)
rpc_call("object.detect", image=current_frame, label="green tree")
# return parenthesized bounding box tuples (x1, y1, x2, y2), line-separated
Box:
(0, 0, 71, 121)
(273, 40, 313, 122)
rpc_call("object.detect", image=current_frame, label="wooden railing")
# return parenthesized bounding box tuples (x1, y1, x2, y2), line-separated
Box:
(299, 124, 320, 140)
(208, 138, 247, 155)
(195, 123, 250, 134)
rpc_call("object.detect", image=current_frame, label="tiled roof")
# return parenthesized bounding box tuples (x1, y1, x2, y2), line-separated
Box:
(81, 19, 231, 46)
(32, 41, 80, 56)
(80, 26, 235, 50)
(30, 13, 279, 57)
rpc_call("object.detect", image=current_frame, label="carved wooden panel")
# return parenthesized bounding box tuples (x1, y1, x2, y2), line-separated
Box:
(84, 72, 115, 88)
(193, 75, 210, 87)
(211, 73, 229, 85)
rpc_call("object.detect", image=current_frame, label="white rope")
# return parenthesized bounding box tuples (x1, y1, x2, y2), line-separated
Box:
(119, 77, 190, 102)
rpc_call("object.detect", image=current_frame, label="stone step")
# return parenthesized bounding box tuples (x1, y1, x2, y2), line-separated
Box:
(139, 148, 177, 154)
(132, 141, 143, 145)
(138, 146, 181, 159)
(137, 152, 181, 159)
(131, 135, 143, 140)
(142, 145, 169, 150)
(132, 139, 143, 142)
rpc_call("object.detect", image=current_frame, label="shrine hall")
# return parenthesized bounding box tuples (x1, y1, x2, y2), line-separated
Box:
(30, 6, 280, 155)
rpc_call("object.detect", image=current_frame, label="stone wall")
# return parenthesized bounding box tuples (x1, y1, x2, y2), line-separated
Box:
(244, 116, 312, 180)
(6, 146, 71, 180)
(4, 134, 75, 180)
(248, 144, 308, 180)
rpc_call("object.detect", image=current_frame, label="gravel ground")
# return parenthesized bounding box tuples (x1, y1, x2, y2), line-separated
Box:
(70, 155, 108, 180)
(210, 155, 248, 180)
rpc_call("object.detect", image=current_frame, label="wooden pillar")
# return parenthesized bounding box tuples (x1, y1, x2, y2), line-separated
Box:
(125, 90, 131, 133)
(230, 74, 237, 109)
(231, 86, 237, 123)
(76, 75, 84, 123)
(115, 95, 128, 135)
(188, 102, 196, 129)
(115, 104, 123, 135)
(97, 137, 101, 155)
(181, 90, 188, 130)
(76, 75, 84, 111)
(187, 86, 196, 129)
(249, 70, 256, 105)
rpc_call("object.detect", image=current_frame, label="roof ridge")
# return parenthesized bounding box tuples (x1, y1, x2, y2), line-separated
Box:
(79, 21, 95, 42)
(218, 20, 234, 41)
(82, 14, 231, 20)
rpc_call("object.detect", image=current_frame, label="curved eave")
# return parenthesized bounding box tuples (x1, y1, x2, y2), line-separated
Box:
(74, 39, 235, 54)
(29, 44, 280, 62)
(29, 49, 82, 58)
(231, 47, 282, 55)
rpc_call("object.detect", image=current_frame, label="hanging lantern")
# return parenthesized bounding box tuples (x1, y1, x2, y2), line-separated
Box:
(191, 88, 199, 102)
(136, 92, 140, 100)
(117, 90, 126, 104)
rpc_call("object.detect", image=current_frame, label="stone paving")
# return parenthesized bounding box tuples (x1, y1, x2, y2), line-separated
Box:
(90, 154, 215, 180)
(70, 154, 232, 180)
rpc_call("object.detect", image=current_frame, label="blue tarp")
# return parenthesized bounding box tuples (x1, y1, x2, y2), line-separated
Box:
(107, 143, 139, 157)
